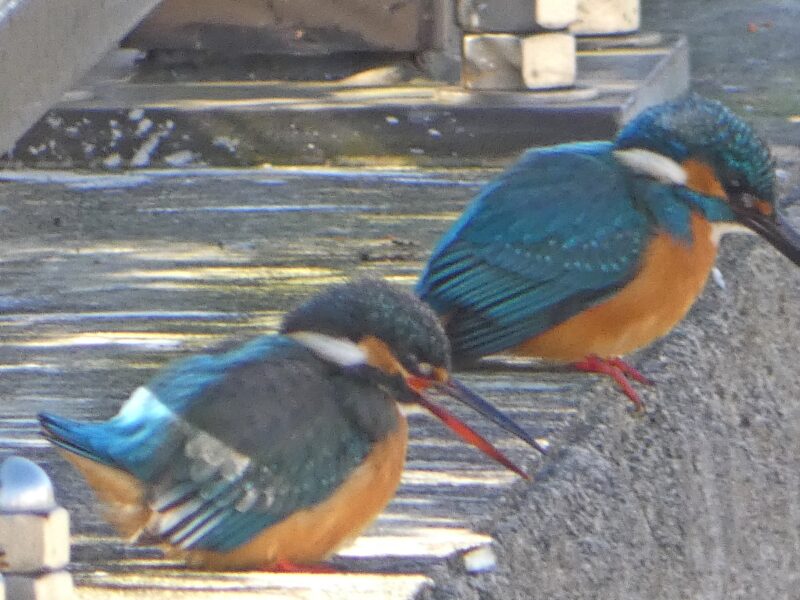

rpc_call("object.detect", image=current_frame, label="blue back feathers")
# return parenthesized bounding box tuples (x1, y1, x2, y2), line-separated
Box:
(417, 142, 651, 357)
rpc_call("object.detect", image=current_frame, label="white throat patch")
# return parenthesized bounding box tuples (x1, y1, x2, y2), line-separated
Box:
(710, 221, 754, 245)
(289, 331, 367, 367)
(613, 148, 688, 186)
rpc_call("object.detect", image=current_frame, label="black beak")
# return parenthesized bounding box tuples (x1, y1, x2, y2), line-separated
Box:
(406, 373, 546, 479)
(433, 378, 548, 455)
(735, 202, 800, 267)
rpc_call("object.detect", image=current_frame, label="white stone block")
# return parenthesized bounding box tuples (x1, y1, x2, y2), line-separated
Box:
(0, 507, 69, 572)
(521, 32, 577, 89)
(570, 0, 640, 35)
(0, 457, 56, 514)
(463, 32, 576, 90)
(462, 34, 524, 90)
(5, 571, 74, 600)
(535, 0, 578, 30)
(458, 0, 576, 33)
(462, 543, 497, 573)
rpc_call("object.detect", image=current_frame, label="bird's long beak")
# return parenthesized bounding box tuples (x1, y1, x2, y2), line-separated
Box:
(434, 379, 548, 456)
(734, 201, 800, 266)
(407, 374, 546, 480)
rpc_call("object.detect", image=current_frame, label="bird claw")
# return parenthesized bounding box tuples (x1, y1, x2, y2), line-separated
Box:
(572, 355, 650, 412)
(605, 357, 654, 387)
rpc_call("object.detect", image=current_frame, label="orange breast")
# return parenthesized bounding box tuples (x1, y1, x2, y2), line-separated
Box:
(514, 212, 718, 361)
(189, 410, 409, 570)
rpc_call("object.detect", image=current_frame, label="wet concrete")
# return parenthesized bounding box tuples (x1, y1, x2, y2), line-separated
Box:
(0, 167, 582, 597)
(1, 33, 689, 169)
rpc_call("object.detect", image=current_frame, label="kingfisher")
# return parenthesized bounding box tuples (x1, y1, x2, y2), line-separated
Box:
(39, 279, 543, 571)
(417, 94, 800, 410)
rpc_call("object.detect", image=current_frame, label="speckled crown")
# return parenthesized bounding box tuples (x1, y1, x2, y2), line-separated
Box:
(281, 278, 451, 371)
(615, 93, 776, 202)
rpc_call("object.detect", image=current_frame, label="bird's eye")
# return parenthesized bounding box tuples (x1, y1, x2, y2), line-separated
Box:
(406, 353, 434, 377)
(405, 353, 433, 377)
(417, 362, 434, 377)
(736, 192, 756, 210)
(725, 174, 747, 199)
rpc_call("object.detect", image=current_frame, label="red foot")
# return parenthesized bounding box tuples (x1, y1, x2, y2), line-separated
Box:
(572, 355, 653, 412)
(265, 560, 339, 574)
(604, 357, 653, 386)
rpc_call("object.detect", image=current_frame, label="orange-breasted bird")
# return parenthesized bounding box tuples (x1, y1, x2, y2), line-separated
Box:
(417, 94, 800, 409)
(39, 279, 543, 571)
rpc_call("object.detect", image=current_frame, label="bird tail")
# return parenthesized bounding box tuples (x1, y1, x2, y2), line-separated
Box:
(38, 412, 115, 467)
(39, 412, 152, 539)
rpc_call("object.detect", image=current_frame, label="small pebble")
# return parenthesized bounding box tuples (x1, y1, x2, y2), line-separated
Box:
(711, 267, 726, 290)
(462, 544, 497, 574)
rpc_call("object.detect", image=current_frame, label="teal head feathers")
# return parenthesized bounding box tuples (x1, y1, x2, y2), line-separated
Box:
(614, 93, 800, 263)
(616, 93, 775, 202)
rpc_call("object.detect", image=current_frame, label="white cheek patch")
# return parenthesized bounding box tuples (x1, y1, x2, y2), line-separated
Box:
(397, 403, 427, 417)
(289, 331, 368, 367)
(613, 148, 688, 186)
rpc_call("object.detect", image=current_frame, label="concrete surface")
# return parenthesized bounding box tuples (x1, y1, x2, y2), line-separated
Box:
(123, 0, 427, 55)
(643, 0, 800, 147)
(413, 0, 800, 588)
(421, 191, 800, 598)
(0, 0, 163, 152)
(416, 0, 800, 582)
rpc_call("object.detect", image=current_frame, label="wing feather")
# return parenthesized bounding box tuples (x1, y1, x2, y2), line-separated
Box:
(418, 142, 652, 358)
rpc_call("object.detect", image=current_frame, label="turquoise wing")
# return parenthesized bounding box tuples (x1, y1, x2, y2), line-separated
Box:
(417, 142, 652, 359)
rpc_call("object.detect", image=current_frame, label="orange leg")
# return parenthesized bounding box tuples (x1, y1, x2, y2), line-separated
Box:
(572, 355, 653, 412)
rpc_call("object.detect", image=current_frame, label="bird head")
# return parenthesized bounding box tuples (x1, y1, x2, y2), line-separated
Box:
(281, 278, 546, 477)
(614, 93, 800, 265)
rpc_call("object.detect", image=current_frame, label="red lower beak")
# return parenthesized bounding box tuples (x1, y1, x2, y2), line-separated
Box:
(408, 375, 536, 479)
